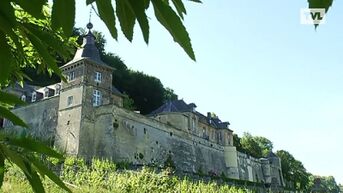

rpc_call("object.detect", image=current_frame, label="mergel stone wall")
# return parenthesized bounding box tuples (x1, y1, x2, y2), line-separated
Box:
(237, 151, 265, 183)
(4, 96, 59, 144)
(78, 104, 228, 176)
(3, 100, 283, 187)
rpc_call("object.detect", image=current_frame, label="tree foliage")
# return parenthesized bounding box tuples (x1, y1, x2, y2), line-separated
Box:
(238, 132, 273, 158)
(306, 174, 340, 193)
(276, 150, 310, 191)
(240, 133, 263, 158)
(253, 136, 273, 157)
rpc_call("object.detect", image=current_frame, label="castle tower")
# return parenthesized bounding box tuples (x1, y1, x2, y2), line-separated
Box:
(55, 23, 115, 155)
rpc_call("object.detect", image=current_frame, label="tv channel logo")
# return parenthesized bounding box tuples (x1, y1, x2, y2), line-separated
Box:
(300, 8, 326, 25)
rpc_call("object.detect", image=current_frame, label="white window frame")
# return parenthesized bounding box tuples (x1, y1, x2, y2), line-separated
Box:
(95, 71, 102, 83)
(31, 92, 36, 102)
(68, 71, 75, 81)
(67, 96, 73, 107)
(55, 84, 61, 95)
(93, 90, 102, 106)
(44, 88, 49, 98)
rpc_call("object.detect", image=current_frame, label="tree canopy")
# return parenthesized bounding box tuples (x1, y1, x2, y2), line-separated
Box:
(276, 150, 310, 191)
(236, 132, 273, 158)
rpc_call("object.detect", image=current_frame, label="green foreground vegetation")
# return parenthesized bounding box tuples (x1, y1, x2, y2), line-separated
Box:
(2, 157, 252, 193)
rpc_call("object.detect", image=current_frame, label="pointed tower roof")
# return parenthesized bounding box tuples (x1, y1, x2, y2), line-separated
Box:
(63, 22, 108, 67)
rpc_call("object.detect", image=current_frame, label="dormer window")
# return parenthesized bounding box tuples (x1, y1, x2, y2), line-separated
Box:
(68, 71, 75, 81)
(55, 84, 61, 95)
(95, 72, 102, 83)
(21, 95, 26, 102)
(31, 92, 36, 102)
(44, 87, 49, 98)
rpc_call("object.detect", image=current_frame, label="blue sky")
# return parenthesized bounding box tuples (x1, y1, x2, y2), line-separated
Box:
(75, 0, 343, 183)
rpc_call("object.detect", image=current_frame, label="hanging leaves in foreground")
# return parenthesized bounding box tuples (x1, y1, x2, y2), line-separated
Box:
(116, 0, 136, 42)
(96, 0, 118, 39)
(125, 0, 150, 44)
(51, 0, 75, 36)
(151, 0, 196, 60)
(0, 134, 71, 192)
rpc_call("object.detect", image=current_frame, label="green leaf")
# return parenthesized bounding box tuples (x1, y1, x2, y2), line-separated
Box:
(0, 106, 27, 127)
(23, 163, 45, 193)
(86, 0, 95, 5)
(143, 0, 150, 9)
(126, 0, 150, 43)
(96, 0, 118, 39)
(0, 32, 15, 85)
(0, 0, 17, 26)
(14, 0, 47, 19)
(116, 0, 136, 41)
(51, 0, 75, 36)
(151, 0, 195, 60)
(28, 156, 71, 193)
(24, 30, 62, 77)
(188, 0, 202, 2)
(0, 144, 31, 176)
(0, 91, 26, 106)
(0, 1, 24, 59)
(22, 23, 70, 58)
(172, 0, 187, 19)
(308, 0, 333, 11)
(8, 137, 64, 159)
(0, 152, 4, 187)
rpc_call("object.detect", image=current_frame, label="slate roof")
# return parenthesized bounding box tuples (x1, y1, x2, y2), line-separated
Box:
(10, 82, 36, 94)
(148, 99, 194, 115)
(149, 99, 231, 131)
(267, 151, 278, 158)
(62, 23, 111, 68)
(112, 86, 123, 96)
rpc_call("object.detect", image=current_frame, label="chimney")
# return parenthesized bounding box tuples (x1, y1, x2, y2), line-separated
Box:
(189, 103, 197, 112)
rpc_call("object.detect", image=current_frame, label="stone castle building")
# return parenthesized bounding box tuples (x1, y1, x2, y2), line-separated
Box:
(2, 24, 284, 189)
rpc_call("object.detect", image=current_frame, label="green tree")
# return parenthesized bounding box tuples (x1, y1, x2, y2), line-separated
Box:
(240, 132, 263, 158)
(307, 175, 340, 193)
(235, 133, 273, 158)
(233, 134, 244, 152)
(164, 87, 178, 102)
(276, 150, 310, 191)
(253, 136, 273, 157)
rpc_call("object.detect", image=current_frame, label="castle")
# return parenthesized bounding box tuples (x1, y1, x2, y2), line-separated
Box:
(2, 23, 284, 190)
